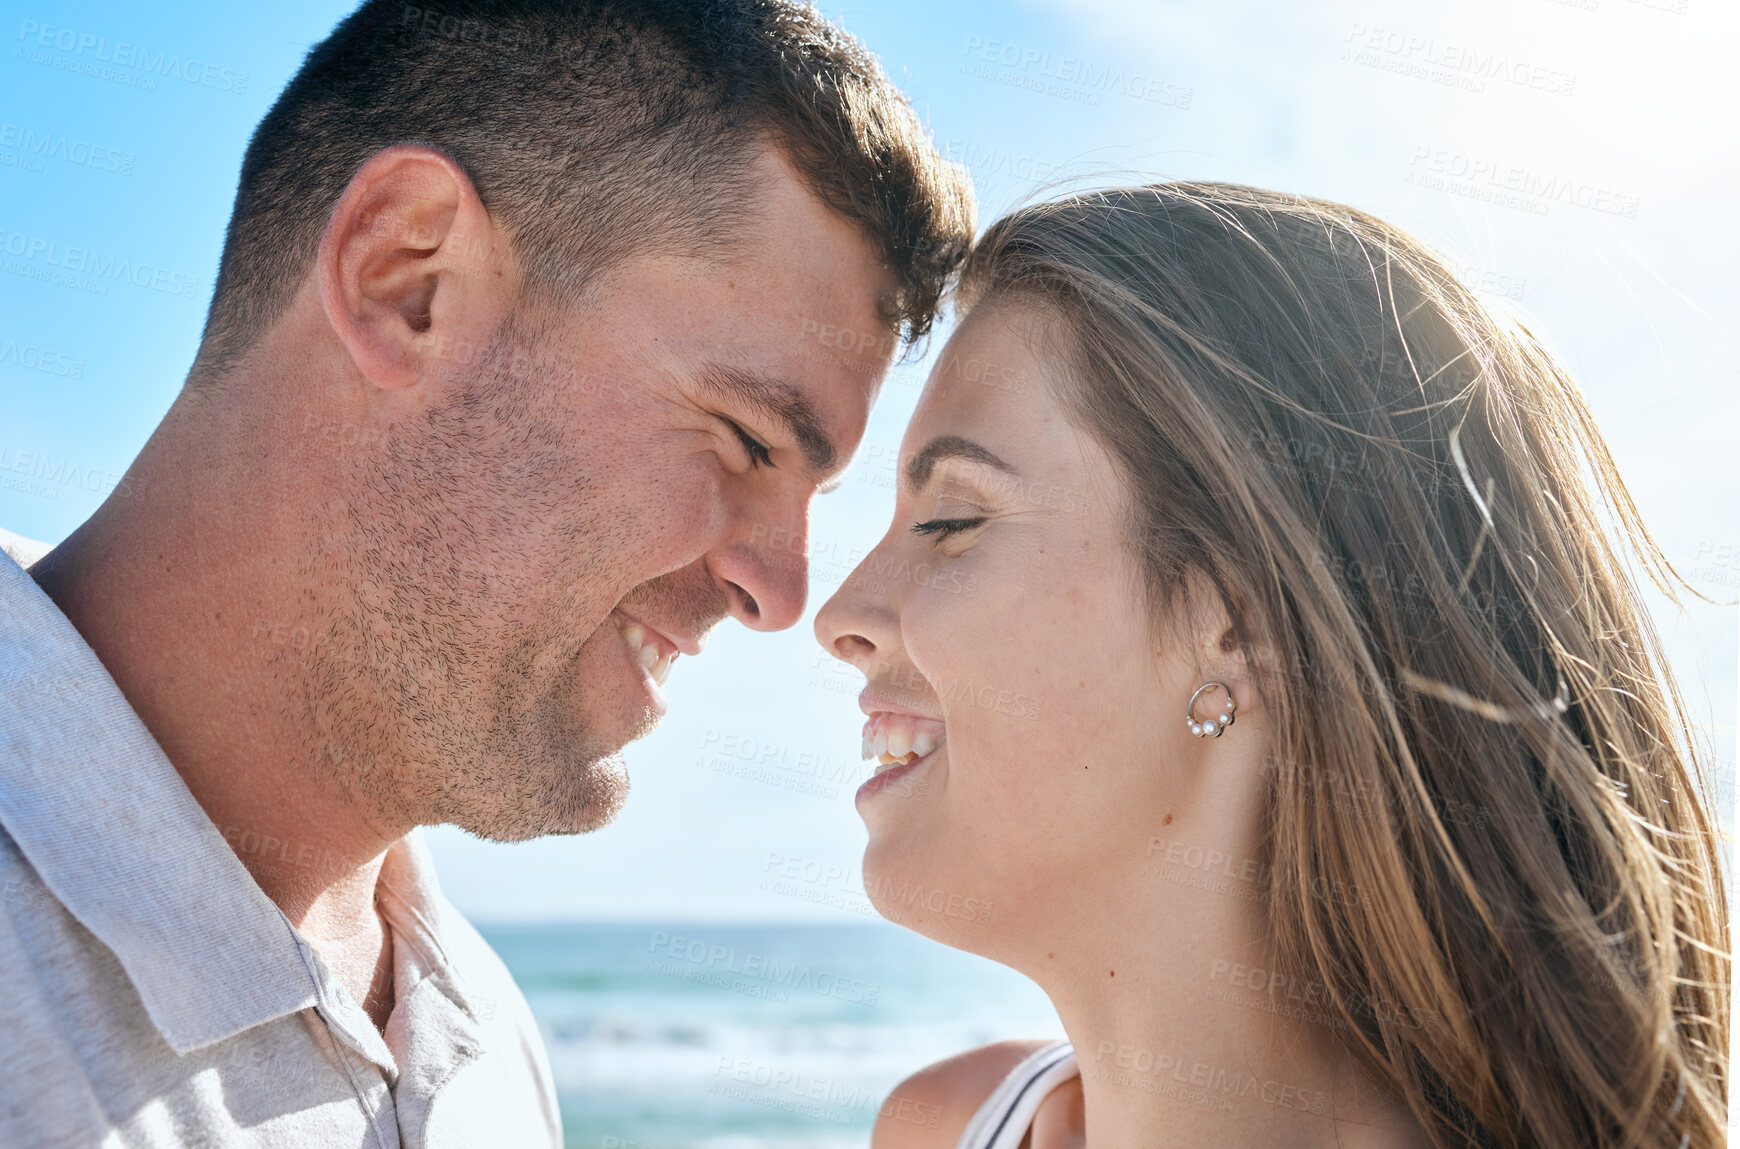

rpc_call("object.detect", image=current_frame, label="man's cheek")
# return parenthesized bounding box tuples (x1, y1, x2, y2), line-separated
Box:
(643, 460, 732, 547)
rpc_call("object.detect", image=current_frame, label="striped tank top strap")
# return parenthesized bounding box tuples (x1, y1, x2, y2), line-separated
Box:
(953, 1041, 1079, 1149)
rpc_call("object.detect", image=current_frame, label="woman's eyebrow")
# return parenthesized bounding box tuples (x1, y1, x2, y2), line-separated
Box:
(903, 435, 1017, 493)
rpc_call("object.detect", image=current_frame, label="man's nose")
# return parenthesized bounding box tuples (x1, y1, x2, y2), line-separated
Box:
(707, 516, 810, 632)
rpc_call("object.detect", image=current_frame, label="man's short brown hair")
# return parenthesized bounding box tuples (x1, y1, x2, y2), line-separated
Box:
(195, 0, 975, 380)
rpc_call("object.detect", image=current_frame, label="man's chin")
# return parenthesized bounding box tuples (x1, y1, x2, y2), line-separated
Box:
(424, 647, 659, 841)
(441, 748, 633, 843)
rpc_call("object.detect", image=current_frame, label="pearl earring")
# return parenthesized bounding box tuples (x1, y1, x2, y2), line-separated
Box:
(1186, 682, 1237, 738)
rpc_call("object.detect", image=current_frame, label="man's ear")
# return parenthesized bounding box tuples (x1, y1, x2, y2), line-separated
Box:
(316, 144, 517, 391)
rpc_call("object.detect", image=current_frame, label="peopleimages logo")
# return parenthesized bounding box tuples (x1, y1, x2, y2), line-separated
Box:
(0, 335, 85, 380)
(645, 932, 881, 1004)
(0, 445, 131, 499)
(0, 122, 134, 175)
(960, 35, 1193, 108)
(1342, 23, 1577, 97)
(1405, 147, 1640, 219)
(16, 19, 249, 95)
(0, 227, 201, 301)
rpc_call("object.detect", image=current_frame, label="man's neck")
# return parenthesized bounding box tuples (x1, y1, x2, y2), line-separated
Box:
(29, 389, 404, 1030)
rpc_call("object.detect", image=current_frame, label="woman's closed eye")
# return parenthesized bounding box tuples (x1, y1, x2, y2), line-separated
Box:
(910, 516, 987, 540)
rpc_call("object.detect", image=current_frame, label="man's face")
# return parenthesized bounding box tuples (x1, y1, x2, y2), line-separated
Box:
(312, 150, 897, 841)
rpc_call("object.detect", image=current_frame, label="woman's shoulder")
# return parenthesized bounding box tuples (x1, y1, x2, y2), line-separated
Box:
(871, 1039, 1064, 1149)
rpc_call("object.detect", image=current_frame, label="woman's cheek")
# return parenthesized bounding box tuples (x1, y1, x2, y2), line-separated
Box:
(903, 566, 1006, 706)
(920, 623, 1060, 786)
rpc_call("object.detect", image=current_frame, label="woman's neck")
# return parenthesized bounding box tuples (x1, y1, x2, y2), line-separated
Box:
(1018, 887, 1430, 1149)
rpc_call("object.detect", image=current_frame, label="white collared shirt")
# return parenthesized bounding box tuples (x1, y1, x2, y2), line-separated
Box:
(0, 553, 562, 1148)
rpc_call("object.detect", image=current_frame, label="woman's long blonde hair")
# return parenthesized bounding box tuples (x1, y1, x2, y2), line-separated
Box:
(959, 183, 1727, 1148)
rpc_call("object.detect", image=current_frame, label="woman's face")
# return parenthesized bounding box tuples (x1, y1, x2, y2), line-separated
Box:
(815, 302, 1233, 961)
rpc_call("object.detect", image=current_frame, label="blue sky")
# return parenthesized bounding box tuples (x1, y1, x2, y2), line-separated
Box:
(2, 0, 1734, 922)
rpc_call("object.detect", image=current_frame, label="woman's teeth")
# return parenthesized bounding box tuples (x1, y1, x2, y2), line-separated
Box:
(861, 712, 945, 774)
(612, 612, 676, 685)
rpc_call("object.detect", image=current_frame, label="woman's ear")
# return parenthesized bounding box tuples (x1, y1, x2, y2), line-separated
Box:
(1179, 568, 1274, 715)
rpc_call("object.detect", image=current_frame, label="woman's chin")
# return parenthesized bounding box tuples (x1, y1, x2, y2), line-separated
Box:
(855, 745, 1004, 949)
(857, 747, 937, 867)
(860, 846, 1003, 958)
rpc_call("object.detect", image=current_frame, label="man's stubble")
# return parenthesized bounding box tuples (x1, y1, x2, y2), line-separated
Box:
(287, 317, 640, 843)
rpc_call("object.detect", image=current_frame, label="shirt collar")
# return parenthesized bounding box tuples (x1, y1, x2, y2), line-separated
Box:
(0, 553, 321, 1053)
(375, 833, 487, 1110)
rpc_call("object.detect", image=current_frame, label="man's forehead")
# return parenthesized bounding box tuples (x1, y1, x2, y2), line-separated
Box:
(720, 149, 904, 317)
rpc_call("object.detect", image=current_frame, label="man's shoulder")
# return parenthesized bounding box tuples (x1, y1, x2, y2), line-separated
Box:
(0, 826, 159, 1037)
(0, 544, 130, 750)
(0, 822, 83, 969)
(0, 823, 42, 910)
(0, 527, 51, 568)
(0, 828, 151, 1143)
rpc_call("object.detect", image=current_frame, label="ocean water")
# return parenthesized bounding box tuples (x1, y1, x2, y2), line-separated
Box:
(480, 922, 1065, 1149)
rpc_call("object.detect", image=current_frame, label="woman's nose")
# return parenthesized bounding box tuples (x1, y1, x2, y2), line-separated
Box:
(813, 548, 896, 669)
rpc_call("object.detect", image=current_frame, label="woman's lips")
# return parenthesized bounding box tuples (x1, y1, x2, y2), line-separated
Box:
(861, 711, 946, 774)
(856, 737, 942, 798)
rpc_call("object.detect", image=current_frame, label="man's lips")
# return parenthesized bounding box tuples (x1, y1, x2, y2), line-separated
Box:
(614, 608, 702, 656)
(610, 609, 687, 686)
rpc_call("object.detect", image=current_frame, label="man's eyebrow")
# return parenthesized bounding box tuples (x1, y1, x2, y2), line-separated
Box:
(904, 435, 1017, 493)
(698, 364, 836, 475)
